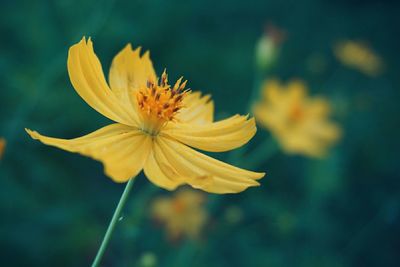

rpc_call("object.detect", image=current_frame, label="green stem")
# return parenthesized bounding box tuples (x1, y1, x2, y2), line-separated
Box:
(244, 138, 278, 169)
(246, 68, 264, 112)
(91, 177, 136, 267)
(228, 69, 264, 164)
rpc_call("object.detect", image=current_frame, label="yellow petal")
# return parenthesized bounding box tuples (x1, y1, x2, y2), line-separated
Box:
(253, 103, 288, 134)
(143, 147, 183, 191)
(68, 37, 139, 126)
(156, 136, 265, 194)
(280, 132, 327, 157)
(287, 80, 307, 98)
(261, 79, 283, 105)
(307, 121, 341, 142)
(162, 115, 256, 152)
(26, 123, 151, 182)
(153, 138, 214, 190)
(108, 44, 157, 104)
(302, 121, 342, 155)
(176, 91, 214, 124)
(280, 120, 341, 158)
(306, 97, 331, 118)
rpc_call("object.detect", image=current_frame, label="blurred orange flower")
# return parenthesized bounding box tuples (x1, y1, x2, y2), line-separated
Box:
(151, 189, 208, 240)
(334, 40, 383, 76)
(26, 37, 264, 193)
(0, 138, 5, 159)
(253, 80, 341, 158)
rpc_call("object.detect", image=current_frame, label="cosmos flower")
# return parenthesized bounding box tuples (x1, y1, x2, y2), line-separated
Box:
(0, 138, 5, 159)
(151, 189, 208, 240)
(334, 40, 383, 76)
(26, 37, 264, 193)
(253, 79, 341, 158)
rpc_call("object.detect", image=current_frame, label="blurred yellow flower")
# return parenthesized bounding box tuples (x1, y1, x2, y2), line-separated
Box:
(334, 40, 383, 76)
(26, 37, 264, 193)
(0, 138, 5, 159)
(151, 189, 208, 240)
(253, 80, 341, 158)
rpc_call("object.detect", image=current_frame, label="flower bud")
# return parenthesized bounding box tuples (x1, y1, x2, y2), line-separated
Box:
(255, 24, 285, 72)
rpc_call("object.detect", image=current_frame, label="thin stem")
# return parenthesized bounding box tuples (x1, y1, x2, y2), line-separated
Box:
(246, 68, 264, 112)
(244, 138, 279, 169)
(228, 69, 264, 164)
(91, 177, 136, 267)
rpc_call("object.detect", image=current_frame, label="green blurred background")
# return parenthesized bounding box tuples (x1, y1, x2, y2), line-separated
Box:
(1, 0, 399, 266)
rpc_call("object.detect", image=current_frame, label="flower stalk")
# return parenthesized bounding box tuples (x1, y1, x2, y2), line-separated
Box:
(244, 138, 278, 169)
(91, 177, 136, 267)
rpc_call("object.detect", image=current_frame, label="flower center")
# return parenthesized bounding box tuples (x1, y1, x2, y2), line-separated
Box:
(137, 71, 189, 135)
(289, 103, 304, 122)
(172, 198, 186, 214)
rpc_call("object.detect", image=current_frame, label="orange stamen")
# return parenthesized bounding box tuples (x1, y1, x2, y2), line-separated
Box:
(136, 71, 189, 135)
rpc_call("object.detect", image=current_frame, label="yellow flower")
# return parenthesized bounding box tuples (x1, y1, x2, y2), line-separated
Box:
(0, 138, 5, 159)
(334, 40, 383, 76)
(151, 189, 208, 240)
(26, 37, 264, 193)
(253, 79, 341, 158)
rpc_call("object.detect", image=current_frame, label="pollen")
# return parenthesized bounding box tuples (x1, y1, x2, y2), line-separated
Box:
(137, 70, 190, 135)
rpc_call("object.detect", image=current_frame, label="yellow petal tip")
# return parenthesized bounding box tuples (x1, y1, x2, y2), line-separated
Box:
(105, 167, 134, 184)
(25, 128, 38, 139)
(125, 43, 133, 50)
(143, 50, 150, 58)
(257, 172, 267, 179)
